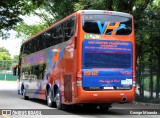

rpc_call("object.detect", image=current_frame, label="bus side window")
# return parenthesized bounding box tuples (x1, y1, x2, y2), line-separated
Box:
(32, 38, 37, 53)
(39, 34, 44, 51)
(44, 31, 52, 48)
(26, 42, 30, 55)
(57, 24, 63, 43)
(50, 28, 56, 46)
(23, 43, 27, 55)
(37, 37, 41, 51)
(29, 40, 34, 54)
(32, 64, 46, 80)
(65, 16, 75, 41)
(66, 19, 71, 40)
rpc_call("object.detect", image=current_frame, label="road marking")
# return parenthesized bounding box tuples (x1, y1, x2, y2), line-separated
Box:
(2, 115, 10, 118)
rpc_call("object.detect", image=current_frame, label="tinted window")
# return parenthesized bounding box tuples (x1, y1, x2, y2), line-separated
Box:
(22, 16, 76, 55)
(84, 52, 131, 68)
(83, 14, 132, 35)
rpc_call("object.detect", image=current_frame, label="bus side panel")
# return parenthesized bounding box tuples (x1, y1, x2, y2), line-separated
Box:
(64, 75, 72, 102)
(61, 37, 77, 104)
(45, 36, 77, 104)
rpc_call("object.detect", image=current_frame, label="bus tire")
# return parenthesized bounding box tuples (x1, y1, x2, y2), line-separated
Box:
(22, 89, 29, 100)
(55, 90, 62, 110)
(47, 89, 55, 107)
(99, 104, 111, 111)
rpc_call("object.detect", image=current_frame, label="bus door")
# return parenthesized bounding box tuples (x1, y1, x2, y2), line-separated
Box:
(26, 65, 45, 96)
(28, 76, 40, 94)
(82, 40, 133, 91)
(20, 73, 39, 96)
(31, 64, 46, 95)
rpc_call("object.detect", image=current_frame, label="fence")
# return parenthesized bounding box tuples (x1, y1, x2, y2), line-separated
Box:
(0, 60, 18, 81)
(0, 73, 17, 81)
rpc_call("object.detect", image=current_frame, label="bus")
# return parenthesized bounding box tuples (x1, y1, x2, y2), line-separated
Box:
(13, 10, 136, 110)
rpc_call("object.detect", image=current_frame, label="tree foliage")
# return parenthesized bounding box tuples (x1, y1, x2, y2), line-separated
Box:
(16, 21, 49, 39)
(0, 47, 10, 56)
(0, 0, 45, 39)
(0, 47, 12, 61)
(0, 47, 12, 70)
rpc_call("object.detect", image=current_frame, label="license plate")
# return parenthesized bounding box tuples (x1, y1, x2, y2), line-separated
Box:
(103, 86, 114, 90)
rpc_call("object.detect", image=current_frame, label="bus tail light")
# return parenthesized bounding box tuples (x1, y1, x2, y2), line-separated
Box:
(133, 81, 136, 87)
(133, 74, 136, 87)
(76, 70, 82, 87)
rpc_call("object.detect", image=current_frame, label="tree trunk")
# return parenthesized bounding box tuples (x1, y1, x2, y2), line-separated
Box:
(156, 54, 160, 98)
(149, 64, 153, 99)
(138, 42, 144, 98)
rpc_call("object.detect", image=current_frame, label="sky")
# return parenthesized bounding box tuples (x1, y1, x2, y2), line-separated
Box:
(0, 15, 41, 58)
(0, 30, 22, 58)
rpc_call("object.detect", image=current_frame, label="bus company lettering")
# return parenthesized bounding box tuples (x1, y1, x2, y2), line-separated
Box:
(85, 41, 130, 51)
(97, 21, 126, 35)
(84, 70, 99, 76)
(26, 52, 45, 64)
(99, 80, 120, 83)
(88, 41, 129, 46)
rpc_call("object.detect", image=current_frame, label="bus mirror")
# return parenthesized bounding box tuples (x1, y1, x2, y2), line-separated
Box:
(13, 65, 18, 76)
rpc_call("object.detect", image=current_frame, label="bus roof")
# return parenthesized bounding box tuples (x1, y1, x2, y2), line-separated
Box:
(79, 10, 132, 17)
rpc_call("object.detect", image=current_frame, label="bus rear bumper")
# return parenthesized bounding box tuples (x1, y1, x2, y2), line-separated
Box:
(75, 88, 135, 104)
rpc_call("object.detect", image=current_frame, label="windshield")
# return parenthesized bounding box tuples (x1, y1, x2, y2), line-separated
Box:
(82, 14, 132, 35)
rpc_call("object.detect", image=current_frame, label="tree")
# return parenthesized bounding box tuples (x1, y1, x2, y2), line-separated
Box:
(0, 0, 45, 39)
(12, 55, 19, 63)
(0, 47, 10, 56)
(16, 21, 49, 40)
(0, 47, 12, 70)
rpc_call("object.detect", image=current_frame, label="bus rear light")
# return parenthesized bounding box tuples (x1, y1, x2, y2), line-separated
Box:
(76, 70, 82, 86)
(77, 70, 82, 78)
(76, 81, 82, 87)
(133, 81, 136, 87)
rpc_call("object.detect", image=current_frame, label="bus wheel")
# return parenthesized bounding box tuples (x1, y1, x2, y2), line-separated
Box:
(55, 91, 62, 110)
(22, 89, 29, 100)
(99, 104, 111, 111)
(47, 89, 54, 107)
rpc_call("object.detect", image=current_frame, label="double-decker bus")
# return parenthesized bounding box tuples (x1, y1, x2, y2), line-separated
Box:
(14, 10, 136, 110)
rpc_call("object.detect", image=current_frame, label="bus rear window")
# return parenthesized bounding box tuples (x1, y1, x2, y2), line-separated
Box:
(84, 52, 131, 68)
(82, 14, 132, 35)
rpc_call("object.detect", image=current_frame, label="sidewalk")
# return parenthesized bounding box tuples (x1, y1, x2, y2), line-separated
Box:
(0, 81, 17, 90)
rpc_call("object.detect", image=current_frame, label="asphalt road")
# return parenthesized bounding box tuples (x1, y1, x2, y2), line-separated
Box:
(0, 90, 160, 118)
(0, 81, 160, 118)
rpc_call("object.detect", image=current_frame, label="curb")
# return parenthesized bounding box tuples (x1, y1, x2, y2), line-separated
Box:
(133, 101, 160, 107)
